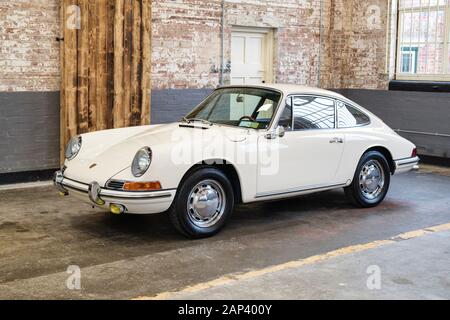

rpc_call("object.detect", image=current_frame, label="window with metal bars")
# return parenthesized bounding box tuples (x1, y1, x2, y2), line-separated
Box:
(397, 0, 450, 80)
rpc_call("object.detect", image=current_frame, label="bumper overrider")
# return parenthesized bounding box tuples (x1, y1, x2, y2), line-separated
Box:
(53, 171, 176, 214)
(394, 156, 420, 175)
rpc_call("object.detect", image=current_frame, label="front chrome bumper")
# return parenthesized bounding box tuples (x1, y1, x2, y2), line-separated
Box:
(394, 156, 420, 175)
(54, 171, 68, 195)
(53, 171, 176, 214)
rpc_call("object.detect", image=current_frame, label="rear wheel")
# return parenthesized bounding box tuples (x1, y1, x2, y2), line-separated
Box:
(169, 167, 234, 239)
(345, 151, 391, 208)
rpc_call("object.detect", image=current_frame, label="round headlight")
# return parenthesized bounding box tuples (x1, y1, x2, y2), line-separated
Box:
(131, 147, 152, 177)
(65, 135, 82, 160)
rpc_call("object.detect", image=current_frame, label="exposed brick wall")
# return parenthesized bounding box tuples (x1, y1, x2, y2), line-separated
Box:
(151, 0, 223, 89)
(151, 0, 323, 89)
(320, 0, 389, 89)
(225, 0, 322, 87)
(3, 0, 445, 174)
(0, 0, 60, 92)
(0, 0, 389, 92)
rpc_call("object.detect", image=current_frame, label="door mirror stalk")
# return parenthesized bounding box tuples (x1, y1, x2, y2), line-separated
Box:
(265, 126, 285, 139)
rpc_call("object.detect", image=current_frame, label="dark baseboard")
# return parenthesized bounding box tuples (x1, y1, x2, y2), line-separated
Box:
(389, 80, 450, 93)
(0, 169, 58, 186)
(419, 155, 450, 167)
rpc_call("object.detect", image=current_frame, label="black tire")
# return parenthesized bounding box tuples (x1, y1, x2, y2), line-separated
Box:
(168, 167, 234, 239)
(345, 151, 391, 208)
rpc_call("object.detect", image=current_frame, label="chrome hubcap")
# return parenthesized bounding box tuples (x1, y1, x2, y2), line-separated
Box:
(187, 179, 226, 228)
(359, 160, 385, 200)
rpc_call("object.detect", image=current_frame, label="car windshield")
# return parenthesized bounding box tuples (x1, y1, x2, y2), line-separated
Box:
(184, 88, 282, 129)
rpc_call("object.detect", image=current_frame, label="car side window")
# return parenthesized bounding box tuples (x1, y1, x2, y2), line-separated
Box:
(336, 101, 370, 128)
(292, 96, 335, 130)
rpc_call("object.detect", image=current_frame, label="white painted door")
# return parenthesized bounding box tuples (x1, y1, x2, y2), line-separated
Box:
(256, 96, 346, 196)
(231, 31, 268, 85)
(257, 130, 346, 196)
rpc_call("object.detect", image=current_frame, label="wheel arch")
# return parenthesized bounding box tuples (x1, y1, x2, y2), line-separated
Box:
(363, 146, 396, 174)
(179, 159, 243, 204)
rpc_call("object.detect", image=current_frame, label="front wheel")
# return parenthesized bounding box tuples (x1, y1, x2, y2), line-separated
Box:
(345, 151, 391, 208)
(169, 167, 234, 239)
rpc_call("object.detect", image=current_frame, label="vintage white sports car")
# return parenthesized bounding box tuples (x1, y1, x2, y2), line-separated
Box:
(54, 84, 419, 238)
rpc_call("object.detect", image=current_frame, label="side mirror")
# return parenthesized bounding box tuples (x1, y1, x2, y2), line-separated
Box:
(265, 125, 286, 140)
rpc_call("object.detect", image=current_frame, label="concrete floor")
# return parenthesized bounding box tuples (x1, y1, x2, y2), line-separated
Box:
(165, 230, 450, 300)
(0, 165, 449, 299)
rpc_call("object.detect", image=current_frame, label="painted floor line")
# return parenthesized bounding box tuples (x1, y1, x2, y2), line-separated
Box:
(133, 222, 450, 300)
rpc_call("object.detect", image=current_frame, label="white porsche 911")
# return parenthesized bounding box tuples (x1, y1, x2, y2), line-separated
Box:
(54, 84, 419, 238)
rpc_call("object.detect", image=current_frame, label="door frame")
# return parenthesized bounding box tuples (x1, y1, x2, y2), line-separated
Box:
(230, 26, 275, 84)
(255, 93, 346, 197)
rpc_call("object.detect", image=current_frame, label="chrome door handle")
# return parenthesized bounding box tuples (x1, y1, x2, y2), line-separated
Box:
(330, 137, 343, 144)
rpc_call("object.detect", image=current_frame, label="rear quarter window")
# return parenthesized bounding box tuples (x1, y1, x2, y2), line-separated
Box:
(337, 101, 370, 128)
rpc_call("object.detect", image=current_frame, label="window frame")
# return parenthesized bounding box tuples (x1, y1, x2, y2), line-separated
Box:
(335, 99, 372, 129)
(277, 95, 372, 132)
(400, 47, 418, 73)
(185, 86, 284, 131)
(280, 94, 337, 132)
(396, 0, 450, 81)
(277, 96, 294, 131)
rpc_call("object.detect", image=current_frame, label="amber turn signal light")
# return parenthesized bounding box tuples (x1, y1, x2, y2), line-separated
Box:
(123, 181, 162, 191)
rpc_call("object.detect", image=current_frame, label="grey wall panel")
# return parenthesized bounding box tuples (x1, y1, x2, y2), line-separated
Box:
(333, 89, 450, 158)
(151, 88, 213, 124)
(0, 89, 214, 175)
(1, 88, 449, 176)
(0, 92, 60, 174)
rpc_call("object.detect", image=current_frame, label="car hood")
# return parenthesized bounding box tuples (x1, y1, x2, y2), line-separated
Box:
(64, 123, 252, 185)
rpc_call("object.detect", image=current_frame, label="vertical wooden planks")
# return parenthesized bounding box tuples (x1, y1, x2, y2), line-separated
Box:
(106, 0, 115, 129)
(87, 0, 98, 131)
(123, 0, 133, 127)
(96, 0, 108, 131)
(59, 1, 66, 164)
(130, 0, 142, 126)
(141, 0, 151, 125)
(113, 0, 125, 128)
(60, 0, 152, 163)
(77, 0, 89, 134)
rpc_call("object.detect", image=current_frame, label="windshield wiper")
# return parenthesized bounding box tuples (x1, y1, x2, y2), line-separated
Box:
(182, 117, 214, 126)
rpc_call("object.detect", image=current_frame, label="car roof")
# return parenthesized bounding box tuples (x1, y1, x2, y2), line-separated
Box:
(219, 83, 347, 100)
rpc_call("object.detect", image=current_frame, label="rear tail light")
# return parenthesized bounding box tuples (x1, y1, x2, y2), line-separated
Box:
(411, 148, 417, 158)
